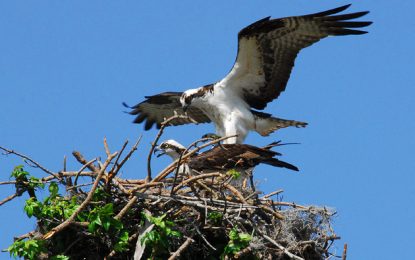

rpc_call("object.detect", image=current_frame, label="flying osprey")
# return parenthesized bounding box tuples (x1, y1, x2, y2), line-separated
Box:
(126, 4, 371, 143)
(154, 139, 299, 176)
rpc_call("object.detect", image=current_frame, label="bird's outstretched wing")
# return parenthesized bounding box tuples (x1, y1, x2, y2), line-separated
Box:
(124, 92, 211, 130)
(220, 4, 372, 110)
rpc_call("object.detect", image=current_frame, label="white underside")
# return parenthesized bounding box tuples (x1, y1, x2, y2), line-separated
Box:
(195, 85, 256, 144)
(183, 37, 273, 144)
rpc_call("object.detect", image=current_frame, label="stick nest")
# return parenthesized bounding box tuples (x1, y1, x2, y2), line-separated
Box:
(1, 130, 341, 260)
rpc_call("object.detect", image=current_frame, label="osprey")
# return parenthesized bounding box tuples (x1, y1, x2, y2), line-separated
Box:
(126, 5, 371, 143)
(154, 139, 299, 176)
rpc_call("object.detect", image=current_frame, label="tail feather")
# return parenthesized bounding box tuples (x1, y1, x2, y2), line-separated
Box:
(263, 158, 299, 171)
(254, 114, 308, 136)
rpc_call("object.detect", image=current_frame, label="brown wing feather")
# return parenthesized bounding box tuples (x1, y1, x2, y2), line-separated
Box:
(188, 144, 279, 171)
(223, 4, 372, 110)
(125, 92, 211, 130)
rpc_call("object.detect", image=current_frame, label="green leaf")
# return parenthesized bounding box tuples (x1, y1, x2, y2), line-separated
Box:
(24, 198, 42, 218)
(7, 239, 46, 260)
(227, 169, 241, 179)
(94, 215, 102, 226)
(100, 203, 114, 215)
(111, 219, 123, 231)
(114, 231, 129, 252)
(169, 230, 182, 238)
(239, 233, 252, 243)
(119, 230, 129, 242)
(88, 222, 97, 233)
(229, 228, 239, 241)
(102, 220, 111, 231)
(48, 182, 59, 198)
(10, 165, 29, 179)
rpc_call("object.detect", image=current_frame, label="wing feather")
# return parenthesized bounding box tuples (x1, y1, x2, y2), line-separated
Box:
(125, 92, 211, 130)
(188, 144, 282, 171)
(220, 4, 372, 110)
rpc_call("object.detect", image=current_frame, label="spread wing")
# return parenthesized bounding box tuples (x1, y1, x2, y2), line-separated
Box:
(125, 92, 211, 130)
(219, 4, 372, 110)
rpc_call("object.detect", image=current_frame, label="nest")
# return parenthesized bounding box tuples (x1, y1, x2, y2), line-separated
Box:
(1, 119, 343, 259)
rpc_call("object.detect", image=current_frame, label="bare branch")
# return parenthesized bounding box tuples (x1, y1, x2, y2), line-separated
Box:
(0, 193, 18, 206)
(0, 146, 60, 179)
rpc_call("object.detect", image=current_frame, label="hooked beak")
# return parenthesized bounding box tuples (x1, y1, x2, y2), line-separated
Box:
(182, 104, 189, 112)
(153, 147, 165, 158)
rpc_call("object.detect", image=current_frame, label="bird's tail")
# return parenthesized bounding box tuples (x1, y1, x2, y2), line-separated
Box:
(263, 158, 299, 172)
(252, 111, 307, 136)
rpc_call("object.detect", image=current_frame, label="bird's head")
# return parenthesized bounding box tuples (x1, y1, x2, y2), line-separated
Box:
(180, 85, 213, 111)
(154, 139, 186, 160)
(180, 88, 199, 112)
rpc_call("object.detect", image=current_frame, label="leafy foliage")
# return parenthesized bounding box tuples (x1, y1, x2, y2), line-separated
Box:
(141, 213, 182, 257)
(227, 169, 241, 179)
(7, 239, 46, 260)
(207, 211, 223, 225)
(222, 228, 252, 259)
(7, 167, 131, 258)
(11, 165, 44, 196)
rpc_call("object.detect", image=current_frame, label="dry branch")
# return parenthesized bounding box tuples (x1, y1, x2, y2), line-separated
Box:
(0, 145, 60, 179)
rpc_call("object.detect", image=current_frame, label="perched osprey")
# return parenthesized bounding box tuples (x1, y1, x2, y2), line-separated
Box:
(127, 5, 371, 143)
(154, 139, 299, 176)
(154, 139, 190, 175)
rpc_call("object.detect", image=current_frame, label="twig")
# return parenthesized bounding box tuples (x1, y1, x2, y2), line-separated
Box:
(147, 115, 189, 182)
(112, 136, 142, 177)
(262, 234, 304, 260)
(261, 189, 284, 199)
(103, 137, 111, 156)
(110, 177, 130, 195)
(73, 158, 98, 187)
(342, 243, 348, 260)
(107, 140, 129, 182)
(172, 172, 221, 193)
(134, 193, 254, 213)
(195, 225, 216, 251)
(128, 182, 164, 193)
(115, 197, 138, 221)
(0, 193, 18, 206)
(258, 205, 284, 220)
(66, 182, 95, 190)
(168, 236, 194, 260)
(0, 146, 60, 179)
(72, 151, 99, 172)
(169, 136, 217, 196)
(151, 135, 237, 183)
(43, 150, 118, 240)
(234, 246, 252, 259)
(14, 231, 38, 241)
(244, 191, 262, 201)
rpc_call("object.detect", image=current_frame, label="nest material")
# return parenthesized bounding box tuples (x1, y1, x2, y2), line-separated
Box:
(1, 133, 341, 260)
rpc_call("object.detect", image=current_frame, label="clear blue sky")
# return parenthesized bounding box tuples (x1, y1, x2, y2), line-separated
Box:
(1, 1, 413, 259)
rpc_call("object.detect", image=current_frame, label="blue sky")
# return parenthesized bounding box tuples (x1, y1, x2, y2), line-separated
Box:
(0, 1, 414, 259)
